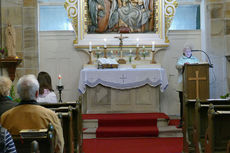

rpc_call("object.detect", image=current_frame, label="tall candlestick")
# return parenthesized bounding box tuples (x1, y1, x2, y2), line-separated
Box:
(152, 41, 155, 51)
(104, 38, 107, 48)
(89, 41, 92, 52)
(129, 49, 132, 54)
(136, 38, 139, 47)
(58, 74, 62, 86)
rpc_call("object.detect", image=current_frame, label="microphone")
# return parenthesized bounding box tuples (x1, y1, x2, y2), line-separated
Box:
(191, 50, 213, 68)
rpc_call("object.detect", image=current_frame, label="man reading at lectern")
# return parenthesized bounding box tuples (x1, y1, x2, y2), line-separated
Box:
(176, 46, 199, 128)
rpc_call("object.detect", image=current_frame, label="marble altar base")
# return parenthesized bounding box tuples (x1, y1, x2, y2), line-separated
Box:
(82, 84, 160, 114)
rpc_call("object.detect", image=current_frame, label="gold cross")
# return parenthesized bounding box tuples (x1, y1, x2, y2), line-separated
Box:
(188, 71, 206, 99)
(114, 34, 128, 49)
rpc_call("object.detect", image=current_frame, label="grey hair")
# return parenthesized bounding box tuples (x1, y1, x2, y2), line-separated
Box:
(17, 74, 39, 101)
(183, 46, 192, 52)
(0, 76, 12, 96)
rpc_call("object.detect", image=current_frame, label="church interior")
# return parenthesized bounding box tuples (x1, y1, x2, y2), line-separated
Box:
(0, 0, 230, 153)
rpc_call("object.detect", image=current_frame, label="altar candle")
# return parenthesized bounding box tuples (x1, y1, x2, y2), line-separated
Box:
(58, 74, 62, 86)
(152, 41, 155, 51)
(104, 38, 107, 48)
(136, 38, 139, 47)
(89, 41, 92, 52)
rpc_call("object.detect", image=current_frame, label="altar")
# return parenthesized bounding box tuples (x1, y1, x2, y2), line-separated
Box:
(79, 66, 168, 114)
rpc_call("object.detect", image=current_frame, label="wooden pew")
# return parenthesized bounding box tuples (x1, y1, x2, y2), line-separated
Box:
(227, 140, 230, 153)
(57, 110, 74, 153)
(205, 104, 230, 153)
(31, 140, 40, 153)
(40, 99, 83, 153)
(183, 99, 230, 153)
(193, 99, 230, 153)
(13, 123, 55, 153)
(40, 101, 77, 109)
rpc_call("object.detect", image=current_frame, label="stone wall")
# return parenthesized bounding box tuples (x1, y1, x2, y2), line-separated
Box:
(206, 0, 230, 97)
(1, 0, 38, 81)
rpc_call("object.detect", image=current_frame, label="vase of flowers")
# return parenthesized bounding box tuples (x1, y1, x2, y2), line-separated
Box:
(0, 48, 6, 59)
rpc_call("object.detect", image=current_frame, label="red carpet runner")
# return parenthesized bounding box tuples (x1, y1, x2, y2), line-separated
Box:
(82, 113, 169, 138)
(83, 137, 183, 153)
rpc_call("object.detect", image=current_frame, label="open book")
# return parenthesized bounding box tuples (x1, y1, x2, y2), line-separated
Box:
(98, 58, 119, 68)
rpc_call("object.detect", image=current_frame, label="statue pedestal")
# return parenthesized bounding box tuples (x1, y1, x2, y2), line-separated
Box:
(0, 58, 22, 81)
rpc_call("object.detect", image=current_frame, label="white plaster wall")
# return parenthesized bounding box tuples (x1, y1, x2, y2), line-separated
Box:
(39, 30, 202, 115)
(159, 30, 201, 115)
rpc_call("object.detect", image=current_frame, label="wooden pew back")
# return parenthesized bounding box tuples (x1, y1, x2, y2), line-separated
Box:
(57, 109, 74, 153)
(40, 99, 83, 153)
(205, 105, 230, 153)
(194, 99, 230, 153)
(13, 123, 55, 153)
(183, 99, 230, 153)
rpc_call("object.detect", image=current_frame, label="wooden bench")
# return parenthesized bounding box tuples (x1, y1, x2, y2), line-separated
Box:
(40, 99, 83, 153)
(56, 109, 74, 153)
(31, 140, 40, 153)
(13, 123, 55, 153)
(205, 104, 230, 153)
(193, 99, 230, 153)
(227, 140, 230, 153)
(183, 99, 230, 153)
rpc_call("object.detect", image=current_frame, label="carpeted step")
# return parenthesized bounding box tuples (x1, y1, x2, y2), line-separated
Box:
(82, 113, 169, 120)
(98, 118, 157, 127)
(96, 126, 158, 137)
(82, 113, 170, 138)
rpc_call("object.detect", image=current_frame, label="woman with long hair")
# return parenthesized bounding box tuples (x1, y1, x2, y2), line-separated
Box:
(37, 72, 57, 103)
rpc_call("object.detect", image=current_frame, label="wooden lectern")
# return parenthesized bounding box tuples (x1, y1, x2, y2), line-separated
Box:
(183, 63, 209, 100)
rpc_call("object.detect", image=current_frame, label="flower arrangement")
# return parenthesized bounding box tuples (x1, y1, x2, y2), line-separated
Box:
(0, 48, 7, 59)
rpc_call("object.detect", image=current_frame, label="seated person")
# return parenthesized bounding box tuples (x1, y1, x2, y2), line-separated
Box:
(37, 72, 57, 103)
(176, 46, 199, 127)
(1, 75, 64, 153)
(0, 76, 17, 116)
(0, 124, 17, 153)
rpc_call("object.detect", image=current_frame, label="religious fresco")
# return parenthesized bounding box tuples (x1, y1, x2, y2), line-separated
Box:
(87, 0, 155, 33)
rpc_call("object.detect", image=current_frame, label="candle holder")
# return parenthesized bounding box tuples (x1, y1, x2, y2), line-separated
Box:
(151, 50, 157, 64)
(56, 85, 64, 103)
(135, 47, 141, 60)
(103, 47, 107, 58)
(88, 50, 93, 64)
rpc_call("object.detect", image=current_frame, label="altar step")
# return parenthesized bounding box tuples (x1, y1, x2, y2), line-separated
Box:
(83, 117, 182, 139)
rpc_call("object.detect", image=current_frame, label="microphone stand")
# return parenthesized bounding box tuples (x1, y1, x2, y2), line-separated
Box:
(191, 50, 213, 68)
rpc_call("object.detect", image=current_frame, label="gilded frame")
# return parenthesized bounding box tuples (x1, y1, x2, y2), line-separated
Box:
(64, 0, 178, 49)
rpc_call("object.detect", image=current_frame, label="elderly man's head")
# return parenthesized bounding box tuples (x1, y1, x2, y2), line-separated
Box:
(17, 75, 39, 101)
(0, 76, 12, 97)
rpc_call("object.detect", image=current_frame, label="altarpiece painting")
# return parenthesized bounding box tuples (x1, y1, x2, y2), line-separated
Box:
(64, 0, 178, 48)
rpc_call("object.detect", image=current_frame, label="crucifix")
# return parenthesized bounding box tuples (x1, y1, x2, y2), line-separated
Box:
(114, 34, 128, 64)
(188, 71, 206, 99)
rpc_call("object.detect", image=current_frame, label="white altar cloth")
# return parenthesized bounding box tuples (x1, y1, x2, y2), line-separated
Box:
(79, 68, 168, 94)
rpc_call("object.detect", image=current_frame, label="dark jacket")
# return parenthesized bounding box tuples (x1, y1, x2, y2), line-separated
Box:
(0, 96, 17, 117)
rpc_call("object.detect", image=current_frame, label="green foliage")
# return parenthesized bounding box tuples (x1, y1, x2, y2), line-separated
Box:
(220, 93, 230, 99)
(10, 85, 20, 103)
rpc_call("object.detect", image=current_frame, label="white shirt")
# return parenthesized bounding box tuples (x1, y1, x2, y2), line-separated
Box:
(37, 89, 58, 103)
